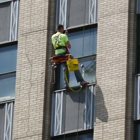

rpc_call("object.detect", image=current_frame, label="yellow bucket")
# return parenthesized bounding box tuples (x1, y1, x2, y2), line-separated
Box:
(66, 58, 79, 71)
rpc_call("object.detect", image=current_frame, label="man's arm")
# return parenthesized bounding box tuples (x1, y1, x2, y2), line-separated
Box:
(65, 41, 71, 49)
(64, 30, 71, 49)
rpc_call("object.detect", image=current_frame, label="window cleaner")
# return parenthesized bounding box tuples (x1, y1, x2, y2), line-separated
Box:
(50, 24, 89, 89)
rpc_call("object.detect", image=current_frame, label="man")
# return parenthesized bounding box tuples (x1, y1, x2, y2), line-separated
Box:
(51, 24, 89, 85)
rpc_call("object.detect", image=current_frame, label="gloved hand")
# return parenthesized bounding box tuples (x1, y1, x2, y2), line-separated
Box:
(65, 29, 68, 35)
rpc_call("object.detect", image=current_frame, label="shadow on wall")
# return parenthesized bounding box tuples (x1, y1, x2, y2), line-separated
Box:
(94, 85, 108, 122)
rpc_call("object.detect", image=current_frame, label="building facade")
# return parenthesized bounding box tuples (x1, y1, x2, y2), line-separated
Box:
(0, 0, 138, 140)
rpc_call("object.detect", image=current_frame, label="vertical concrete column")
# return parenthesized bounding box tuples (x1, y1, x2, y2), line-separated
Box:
(13, 0, 49, 139)
(95, 0, 135, 139)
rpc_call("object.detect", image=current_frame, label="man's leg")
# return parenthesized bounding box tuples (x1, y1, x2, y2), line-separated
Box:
(74, 70, 89, 85)
(62, 62, 69, 87)
(74, 70, 84, 83)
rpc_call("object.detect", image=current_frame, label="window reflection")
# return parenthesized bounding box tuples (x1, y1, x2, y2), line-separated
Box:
(0, 2, 11, 42)
(68, 28, 97, 57)
(0, 73, 16, 101)
(55, 56, 96, 90)
(56, 132, 93, 140)
(69, 56, 96, 87)
(0, 45, 17, 74)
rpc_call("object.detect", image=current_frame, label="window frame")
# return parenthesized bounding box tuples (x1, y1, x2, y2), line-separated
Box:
(51, 84, 95, 136)
(0, 0, 12, 4)
(51, 129, 93, 140)
(52, 1, 97, 139)
(0, 0, 19, 44)
(54, 54, 96, 90)
(56, 0, 98, 29)
(0, 41, 17, 103)
(0, 101, 14, 140)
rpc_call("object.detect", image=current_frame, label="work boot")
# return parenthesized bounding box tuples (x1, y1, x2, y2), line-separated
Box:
(80, 81, 89, 86)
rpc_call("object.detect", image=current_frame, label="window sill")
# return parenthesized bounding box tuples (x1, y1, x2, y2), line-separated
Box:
(53, 82, 96, 92)
(0, 40, 18, 47)
(0, 98, 14, 104)
(0, 0, 12, 4)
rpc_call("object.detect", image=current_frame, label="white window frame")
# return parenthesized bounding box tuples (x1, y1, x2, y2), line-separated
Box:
(0, 0, 19, 43)
(0, 101, 14, 140)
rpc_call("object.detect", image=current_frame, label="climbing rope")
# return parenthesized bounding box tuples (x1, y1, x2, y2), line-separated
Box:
(63, 68, 82, 92)
(50, 63, 57, 84)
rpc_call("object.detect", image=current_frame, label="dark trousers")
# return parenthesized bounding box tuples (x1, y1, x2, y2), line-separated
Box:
(62, 63, 84, 84)
(56, 48, 84, 83)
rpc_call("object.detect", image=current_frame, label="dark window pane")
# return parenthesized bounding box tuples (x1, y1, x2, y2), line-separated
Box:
(64, 88, 94, 133)
(78, 133, 93, 140)
(0, 2, 11, 42)
(135, 123, 140, 140)
(0, 73, 16, 101)
(69, 56, 96, 87)
(64, 90, 85, 133)
(55, 132, 93, 140)
(68, 28, 97, 58)
(57, 135, 76, 140)
(137, 0, 140, 14)
(138, 124, 140, 140)
(0, 45, 17, 74)
(67, 0, 89, 27)
(0, 104, 5, 140)
(55, 56, 96, 90)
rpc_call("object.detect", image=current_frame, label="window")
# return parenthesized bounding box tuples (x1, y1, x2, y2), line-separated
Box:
(0, 45, 17, 102)
(52, 130, 93, 140)
(0, 44, 17, 74)
(0, 0, 9, 2)
(0, 0, 19, 43)
(51, 85, 95, 136)
(55, 56, 96, 90)
(51, 0, 97, 139)
(68, 28, 97, 57)
(0, 102, 14, 140)
(0, 0, 19, 139)
(56, 0, 97, 29)
(137, 0, 140, 14)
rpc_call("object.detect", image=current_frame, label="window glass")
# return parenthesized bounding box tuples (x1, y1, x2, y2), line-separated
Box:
(68, 28, 97, 58)
(0, 73, 16, 102)
(56, 0, 97, 28)
(138, 124, 140, 140)
(56, 132, 93, 140)
(0, 104, 5, 140)
(55, 56, 96, 90)
(0, 45, 17, 74)
(78, 133, 93, 140)
(137, 0, 140, 14)
(67, 0, 89, 27)
(0, 0, 10, 2)
(0, 102, 14, 140)
(51, 85, 94, 136)
(69, 56, 96, 87)
(135, 123, 140, 140)
(0, 2, 11, 42)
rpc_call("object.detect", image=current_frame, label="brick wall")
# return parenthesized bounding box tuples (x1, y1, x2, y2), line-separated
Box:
(12, 0, 49, 139)
(95, 0, 136, 139)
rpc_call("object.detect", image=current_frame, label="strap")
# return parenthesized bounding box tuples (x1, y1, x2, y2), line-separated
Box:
(63, 68, 82, 92)
(54, 33, 61, 48)
(55, 46, 65, 50)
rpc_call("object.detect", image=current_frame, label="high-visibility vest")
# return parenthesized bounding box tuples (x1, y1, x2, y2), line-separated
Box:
(52, 32, 68, 55)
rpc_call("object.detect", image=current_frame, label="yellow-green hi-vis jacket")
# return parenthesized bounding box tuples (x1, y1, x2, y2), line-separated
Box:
(51, 32, 69, 55)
